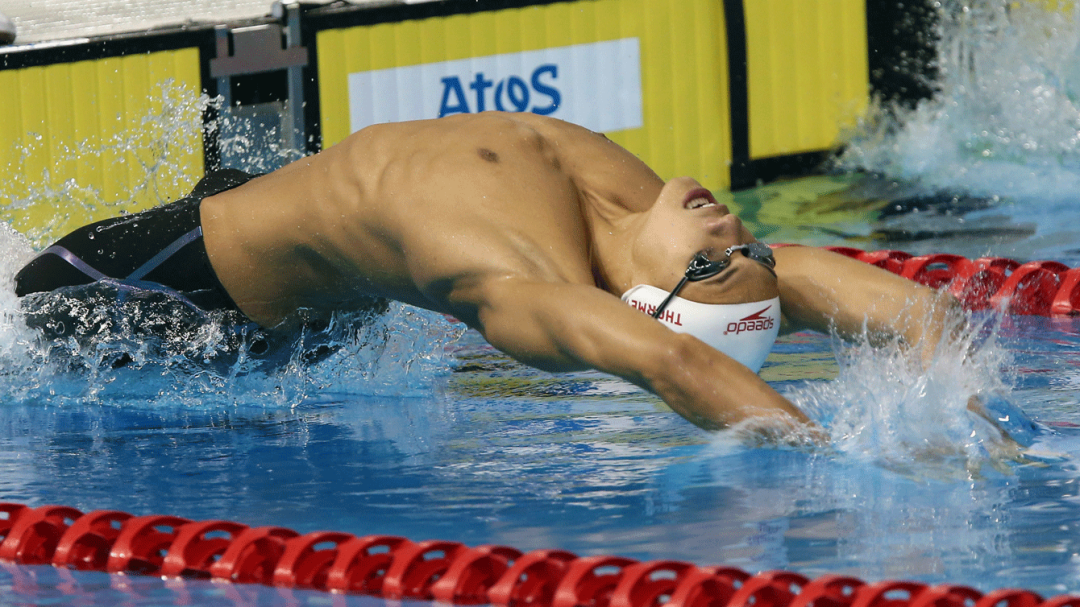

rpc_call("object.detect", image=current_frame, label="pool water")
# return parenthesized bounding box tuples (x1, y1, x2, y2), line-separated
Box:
(3, 298, 1080, 603)
(10, 0, 1080, 602)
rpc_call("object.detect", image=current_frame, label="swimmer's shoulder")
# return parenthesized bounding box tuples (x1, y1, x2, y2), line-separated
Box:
(341, 113, 612, 154)
(336, 114, 626, 185)
(392, 113, 612, 146)
(493, 112, 618, 146)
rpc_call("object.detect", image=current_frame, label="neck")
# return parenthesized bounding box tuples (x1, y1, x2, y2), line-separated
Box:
(588, 211, 642, 297)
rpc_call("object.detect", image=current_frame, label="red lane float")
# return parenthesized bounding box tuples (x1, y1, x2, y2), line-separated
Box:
(1, 502, 1077, 606)
(208, 525, 298, 584)
(664, 566, 750, 607)
(808, 246, 1080, 317)
(430, 544, 522, 604)
(106, 514, 192, 575)
(160, 519, 248, 578)
(609, 560, 696, 607)
(53, 509, 132, 571)
(324, 534, 414, 595)
(487, 548, 577, 606)
(0, 504, 81, 565)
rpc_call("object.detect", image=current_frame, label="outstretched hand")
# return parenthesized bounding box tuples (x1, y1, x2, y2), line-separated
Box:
(967, 393, 1040, 447)
(965, 392, 1063, 470)
(729, 414, 832, 450)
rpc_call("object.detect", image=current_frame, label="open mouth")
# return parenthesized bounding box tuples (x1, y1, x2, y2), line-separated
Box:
(683, 187, 720, 210)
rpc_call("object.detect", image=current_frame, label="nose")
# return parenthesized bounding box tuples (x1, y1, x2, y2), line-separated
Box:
(705, 212, 742, 235)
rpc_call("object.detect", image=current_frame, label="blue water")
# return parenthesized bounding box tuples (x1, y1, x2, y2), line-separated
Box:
(3, 313, 1080, 602)
(11, 0, 1080, 602)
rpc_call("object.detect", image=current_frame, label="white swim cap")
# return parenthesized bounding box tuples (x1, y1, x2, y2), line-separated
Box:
(622, 285, 780, 372)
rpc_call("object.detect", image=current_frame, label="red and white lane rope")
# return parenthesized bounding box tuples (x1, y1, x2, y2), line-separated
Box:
(1, 502, 1078, 606)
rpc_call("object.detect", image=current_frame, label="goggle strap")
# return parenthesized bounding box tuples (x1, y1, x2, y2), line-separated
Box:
(652, 275, 690, 319)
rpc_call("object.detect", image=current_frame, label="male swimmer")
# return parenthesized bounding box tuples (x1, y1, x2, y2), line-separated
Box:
(13, 113, 958, 434)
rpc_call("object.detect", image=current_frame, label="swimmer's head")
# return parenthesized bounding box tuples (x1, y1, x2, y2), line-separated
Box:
(621, 178, 780, 371)
(627, 177, 778, 304)
(622, 245, 780, 372)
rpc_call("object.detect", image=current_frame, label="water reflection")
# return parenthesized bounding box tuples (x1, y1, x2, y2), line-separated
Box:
(0, 561, 391, 606)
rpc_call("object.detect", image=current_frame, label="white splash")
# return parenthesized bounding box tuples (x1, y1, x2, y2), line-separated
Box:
(785, 311, 1032, 479)
(839, 0, 1080, 202)
(0, 82, 465, 409)
(0, 81, 213, 245)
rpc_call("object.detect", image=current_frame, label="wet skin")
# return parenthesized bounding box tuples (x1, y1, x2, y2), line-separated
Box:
(200, 113, 957, 434)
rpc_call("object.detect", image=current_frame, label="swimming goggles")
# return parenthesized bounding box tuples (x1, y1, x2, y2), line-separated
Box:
(651, 243, 776, 320)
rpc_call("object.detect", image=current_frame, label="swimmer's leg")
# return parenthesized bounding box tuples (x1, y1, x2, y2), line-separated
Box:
(13, 243, 96, 295)
(13, 201, 204, 298)
(14, 169, 256, 311)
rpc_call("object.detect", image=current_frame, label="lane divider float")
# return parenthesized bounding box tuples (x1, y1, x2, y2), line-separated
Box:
(1, 502, 1078, 606)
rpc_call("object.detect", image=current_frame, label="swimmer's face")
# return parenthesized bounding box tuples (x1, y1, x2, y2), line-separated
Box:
(630, 177, 778, 304)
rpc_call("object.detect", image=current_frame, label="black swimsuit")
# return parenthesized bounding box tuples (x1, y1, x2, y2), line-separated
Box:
(14, 169, 385, 367)
(14, 169, 254, 313)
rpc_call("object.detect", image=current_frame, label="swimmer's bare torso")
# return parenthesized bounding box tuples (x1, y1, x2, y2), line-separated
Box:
(202, 113, 657, 329)
(201, 113, 956, 433)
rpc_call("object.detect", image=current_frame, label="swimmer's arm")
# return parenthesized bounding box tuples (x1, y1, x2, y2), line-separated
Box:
(456, 277, 813, 432)
(773, 248, 1031, 446)
(774, 247, 962, 366)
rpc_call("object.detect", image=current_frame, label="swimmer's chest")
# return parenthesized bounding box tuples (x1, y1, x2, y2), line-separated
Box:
(375, 150, 598, 288)
(386, 137, 587, 232)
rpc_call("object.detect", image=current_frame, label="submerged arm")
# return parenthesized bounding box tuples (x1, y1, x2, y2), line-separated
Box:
(450, 276, 813, 432)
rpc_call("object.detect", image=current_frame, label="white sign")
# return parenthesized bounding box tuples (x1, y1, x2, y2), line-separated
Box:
(348, 38, 643, 134)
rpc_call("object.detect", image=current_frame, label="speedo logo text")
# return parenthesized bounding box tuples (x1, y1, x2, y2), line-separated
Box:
(724, 306, 775, 335)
